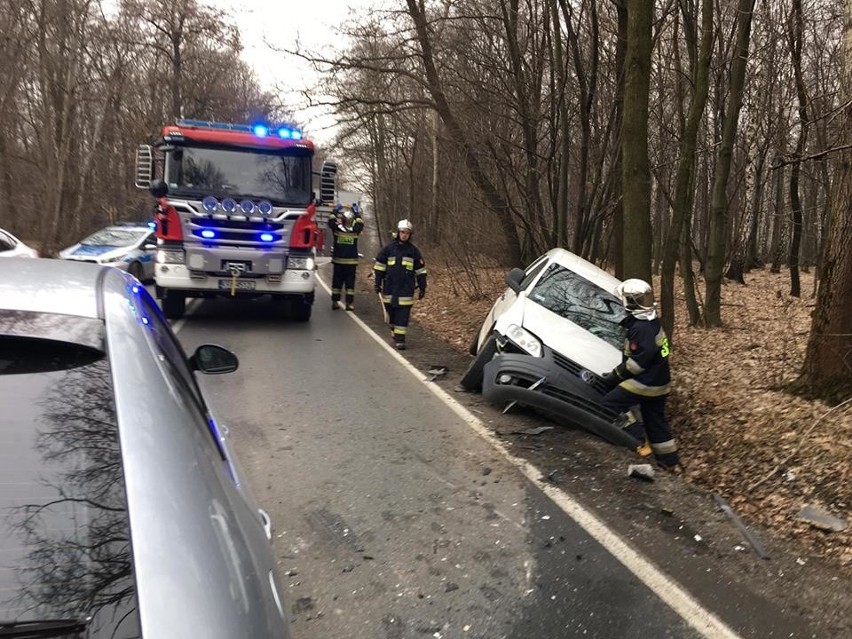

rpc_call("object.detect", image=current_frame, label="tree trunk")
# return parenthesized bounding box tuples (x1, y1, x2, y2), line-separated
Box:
(705, 0, 757, 327)
(661, 0, 713, 341)
(620, 0, 653, 281)
(795, 0, 852, 402)
(787, 0, 808, 298)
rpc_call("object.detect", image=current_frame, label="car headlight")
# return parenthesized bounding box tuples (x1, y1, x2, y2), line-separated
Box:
(506, 324, 542, 357)
(288, 256, 315, 270)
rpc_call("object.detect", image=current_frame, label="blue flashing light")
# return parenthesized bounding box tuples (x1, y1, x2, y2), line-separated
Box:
(202, 196, 219, 212)
(291, 130, 303, 140)
(277, 127, 291, 139)
(260, 232, 274, 242)
(147, 220, 157, 231)
(201, 229, 217, 239)
(253, 124, 269, 137)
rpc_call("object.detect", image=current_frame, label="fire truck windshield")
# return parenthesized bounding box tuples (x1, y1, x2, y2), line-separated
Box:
(164, 145, 312, 206)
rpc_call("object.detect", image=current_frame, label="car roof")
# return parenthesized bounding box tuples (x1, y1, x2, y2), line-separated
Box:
(544, 247, 622, 293)
(0, 258, 106, 319)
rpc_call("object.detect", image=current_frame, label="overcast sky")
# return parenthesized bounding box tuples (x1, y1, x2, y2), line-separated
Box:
(215, 0, 371, 142)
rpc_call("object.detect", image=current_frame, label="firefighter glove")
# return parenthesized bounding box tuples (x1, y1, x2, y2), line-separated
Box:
(418, 288, 426, 300)
(600, 371, 619, 389)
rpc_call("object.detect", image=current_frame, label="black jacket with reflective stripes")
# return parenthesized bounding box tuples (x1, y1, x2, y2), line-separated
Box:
(373, 239, 427, 306)
(613, 315, 672, 397)
(329, 215, 364, 265)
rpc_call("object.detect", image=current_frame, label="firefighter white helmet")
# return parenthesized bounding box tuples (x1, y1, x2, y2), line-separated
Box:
(616, 279, 656, 318)
(397, 219, 413, 233)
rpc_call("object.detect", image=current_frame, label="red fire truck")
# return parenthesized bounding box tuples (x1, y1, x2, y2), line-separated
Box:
(135, 119, 337, 320)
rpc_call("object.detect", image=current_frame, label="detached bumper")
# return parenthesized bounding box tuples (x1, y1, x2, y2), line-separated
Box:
(482, 351, 642, 449)
(154, 264, 315, 296)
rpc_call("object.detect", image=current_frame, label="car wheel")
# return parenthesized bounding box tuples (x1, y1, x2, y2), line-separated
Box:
(468, 330, 480, 356)
(162, 291, 186, 319)
(459, 334, 498, 392)
(127, 261, 144, 282)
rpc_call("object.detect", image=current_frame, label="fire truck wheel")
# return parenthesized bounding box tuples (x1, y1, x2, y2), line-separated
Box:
(162, 292, 186, 320)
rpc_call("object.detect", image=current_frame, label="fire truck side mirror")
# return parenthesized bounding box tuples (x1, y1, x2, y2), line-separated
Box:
(135, 144, 153, 189)
(150, 180, 169, 199)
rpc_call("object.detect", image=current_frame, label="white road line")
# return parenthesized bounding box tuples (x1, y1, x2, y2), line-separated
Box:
(319, 276, 741, 639)
(169, 298, 203, 334)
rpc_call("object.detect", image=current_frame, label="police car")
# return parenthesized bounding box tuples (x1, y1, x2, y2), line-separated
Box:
(59, 223, 157, 282)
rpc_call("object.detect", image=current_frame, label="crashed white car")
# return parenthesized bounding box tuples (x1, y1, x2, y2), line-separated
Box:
(461, 248, 639, 448)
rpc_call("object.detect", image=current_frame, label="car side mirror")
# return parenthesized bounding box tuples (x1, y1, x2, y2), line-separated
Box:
(190, 344, 239, 374)
(143, 243, 157, 251)
(506, 267, 525, 293)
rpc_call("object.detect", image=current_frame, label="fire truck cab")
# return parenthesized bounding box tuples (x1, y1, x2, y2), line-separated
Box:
(135, 119, 337, 321)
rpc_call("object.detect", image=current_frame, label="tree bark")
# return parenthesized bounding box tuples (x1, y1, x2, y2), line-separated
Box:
(704, 0, 757, 327)
(620, 0, 653, 281)
(796, 0, 852, 401)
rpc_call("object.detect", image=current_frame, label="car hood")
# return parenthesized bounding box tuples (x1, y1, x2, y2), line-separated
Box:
(507, 294, 622, 375)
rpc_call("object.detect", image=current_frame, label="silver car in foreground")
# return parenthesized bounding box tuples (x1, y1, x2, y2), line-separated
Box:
(0, 259, 290, 638)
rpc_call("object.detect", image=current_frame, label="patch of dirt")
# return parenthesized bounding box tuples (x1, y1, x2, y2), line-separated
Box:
(328, 252, 851, 637)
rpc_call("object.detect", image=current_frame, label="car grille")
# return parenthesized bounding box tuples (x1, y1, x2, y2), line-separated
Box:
(552, 351, 610, 395)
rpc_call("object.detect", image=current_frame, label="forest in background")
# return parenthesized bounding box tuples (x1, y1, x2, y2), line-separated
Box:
(0, 0, 849, 399)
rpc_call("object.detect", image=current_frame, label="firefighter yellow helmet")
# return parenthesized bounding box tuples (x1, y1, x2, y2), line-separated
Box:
(616, 279, 655, 314)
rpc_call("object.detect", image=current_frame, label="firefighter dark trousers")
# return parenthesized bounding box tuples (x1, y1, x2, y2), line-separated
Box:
(601, 386, 679, 466)
(332, 264, 357, 307)
(386, 305, 412, 345)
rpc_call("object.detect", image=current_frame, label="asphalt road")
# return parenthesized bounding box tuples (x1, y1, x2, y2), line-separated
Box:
(170, 286, 734, 639)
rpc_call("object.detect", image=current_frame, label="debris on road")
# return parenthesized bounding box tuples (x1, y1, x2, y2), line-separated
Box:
(627, 464, 655, 481)
(713, 493, 770, 560)
(511, 426, 554, 436)
(794, 504, 848, 532)
(425, 365, 449, 381)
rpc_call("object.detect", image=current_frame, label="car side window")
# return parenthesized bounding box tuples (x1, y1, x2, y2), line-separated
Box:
(520, 257, 548, 290)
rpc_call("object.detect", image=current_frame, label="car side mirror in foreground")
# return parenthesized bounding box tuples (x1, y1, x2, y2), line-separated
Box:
(506, 267, 525, 293)
(190, 344, 239, 374)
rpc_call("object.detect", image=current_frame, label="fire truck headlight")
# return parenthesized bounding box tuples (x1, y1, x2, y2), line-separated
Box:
(221, 198, 237, 213)
(240, 199, 255, 215)
(157, 249, 185, 264)
(202, 196, 219, 213)
(288, 256, 314, 270)
(258, 200, 273, 217)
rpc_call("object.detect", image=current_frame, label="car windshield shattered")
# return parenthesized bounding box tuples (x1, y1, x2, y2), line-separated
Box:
(82, 228, 146, 248)
(527, 263, 627, 349)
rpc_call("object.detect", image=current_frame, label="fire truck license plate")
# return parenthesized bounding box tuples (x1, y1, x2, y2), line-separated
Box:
(218, 279, 256, 291)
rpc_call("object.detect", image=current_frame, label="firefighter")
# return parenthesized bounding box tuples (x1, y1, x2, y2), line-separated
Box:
(328, 203, 364, 310)
(600, 279, 682, 471)
(373, 219, 427, 350)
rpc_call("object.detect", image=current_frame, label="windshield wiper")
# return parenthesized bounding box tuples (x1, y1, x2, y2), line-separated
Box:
(0, 618, 87, 638)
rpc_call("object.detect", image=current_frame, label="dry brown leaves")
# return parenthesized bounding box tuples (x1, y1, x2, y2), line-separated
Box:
(413, 257, 851, 568)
